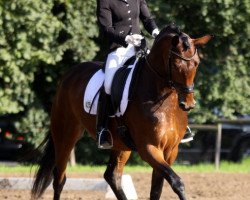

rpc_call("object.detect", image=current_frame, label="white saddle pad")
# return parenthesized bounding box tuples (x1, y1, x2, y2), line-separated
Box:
(83, 60, 138, 116)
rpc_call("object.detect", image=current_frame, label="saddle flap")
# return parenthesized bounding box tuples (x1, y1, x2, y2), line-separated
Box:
(111, 66, 132, 112)
(84, 58, 140, 116)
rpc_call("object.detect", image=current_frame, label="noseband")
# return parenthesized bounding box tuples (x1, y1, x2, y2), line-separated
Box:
(145, 48, 197, 94)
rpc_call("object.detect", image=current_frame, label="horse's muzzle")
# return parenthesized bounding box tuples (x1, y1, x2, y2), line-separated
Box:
(179, 100, 196, 111)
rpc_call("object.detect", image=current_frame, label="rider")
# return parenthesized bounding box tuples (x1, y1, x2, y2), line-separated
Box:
(96, 0, 159, 149)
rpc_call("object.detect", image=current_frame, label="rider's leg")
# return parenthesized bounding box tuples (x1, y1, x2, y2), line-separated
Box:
(96, 86, 113, 149)
(96, 45, 135, 149)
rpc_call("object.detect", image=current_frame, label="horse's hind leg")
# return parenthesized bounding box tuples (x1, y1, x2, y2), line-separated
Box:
(140, 146, 186, 200)
(53, 168, 66, 200)
(52, 129, 81, 200)
(150, 169, 164, 200)
(104, 150, 131, 200)
(51, 115, 82, 200)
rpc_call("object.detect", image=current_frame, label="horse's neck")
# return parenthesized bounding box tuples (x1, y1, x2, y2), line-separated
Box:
(138, 54, 170, 98)
(137, 52, 188, 114)
(135, 69, 186, 123)
(132, 58, 187, 132)
(147, 50, 168, 77)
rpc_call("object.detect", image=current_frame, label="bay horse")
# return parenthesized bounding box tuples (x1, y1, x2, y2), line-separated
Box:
(31, 25, 212, 200)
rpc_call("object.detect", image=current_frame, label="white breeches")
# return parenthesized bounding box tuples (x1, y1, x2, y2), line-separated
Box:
(104, 44, 136, 94)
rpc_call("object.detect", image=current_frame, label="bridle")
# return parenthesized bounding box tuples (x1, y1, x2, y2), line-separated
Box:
(145, 47, 197, 94)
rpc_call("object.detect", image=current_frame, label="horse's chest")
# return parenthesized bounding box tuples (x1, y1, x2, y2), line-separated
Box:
(152, 112, 176, 135)
(139, 98, 185, 139)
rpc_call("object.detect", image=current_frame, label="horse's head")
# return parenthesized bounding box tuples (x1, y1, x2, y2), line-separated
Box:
(149, 24, 212, 111)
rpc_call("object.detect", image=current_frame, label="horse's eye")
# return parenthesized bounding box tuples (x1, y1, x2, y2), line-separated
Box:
(194, 61, 199, 67)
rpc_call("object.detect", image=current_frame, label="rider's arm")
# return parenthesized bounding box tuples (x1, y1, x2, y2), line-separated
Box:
(139, 0, 159, 37)
(97, 0, 127, 47)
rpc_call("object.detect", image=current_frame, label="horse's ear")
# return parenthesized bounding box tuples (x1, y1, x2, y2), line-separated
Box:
(193, 35, 213, 46)
(172, 35, 179, 47)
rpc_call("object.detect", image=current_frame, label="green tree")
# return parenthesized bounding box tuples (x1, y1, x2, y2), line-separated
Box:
(0, 0, 98, 146)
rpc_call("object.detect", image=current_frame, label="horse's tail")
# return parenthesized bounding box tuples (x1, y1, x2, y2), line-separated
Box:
(31, 133, 55, 199)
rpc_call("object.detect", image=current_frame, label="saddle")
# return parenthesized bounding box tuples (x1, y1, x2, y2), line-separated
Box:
(110, 56, 145, 151)
(111, 56, 136, 111)
(111, 38, 148, 110)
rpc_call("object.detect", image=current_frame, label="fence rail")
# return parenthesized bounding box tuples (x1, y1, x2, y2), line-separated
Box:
(190, 119, 250, 170)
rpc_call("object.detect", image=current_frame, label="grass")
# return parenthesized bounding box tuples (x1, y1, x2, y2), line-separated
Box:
(0, 158, 249, 174)
(172, 157, 250, 173)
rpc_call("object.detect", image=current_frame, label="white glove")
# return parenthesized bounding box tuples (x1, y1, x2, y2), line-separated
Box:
(152, 28, 160, 38)
(125, 34, 144, 47)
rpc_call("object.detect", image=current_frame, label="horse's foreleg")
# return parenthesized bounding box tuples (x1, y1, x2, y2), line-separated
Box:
(150, 169, 164, 200)
(149, 147, 179, 200)
(104, 150, 131, 200)
(140, 145, 186, 200)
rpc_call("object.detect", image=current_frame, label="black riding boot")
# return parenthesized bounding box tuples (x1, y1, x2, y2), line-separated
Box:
(96, 88, 113, 149)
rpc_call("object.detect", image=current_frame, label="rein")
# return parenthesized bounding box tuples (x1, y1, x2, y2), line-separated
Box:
(145, 48, 197, 94)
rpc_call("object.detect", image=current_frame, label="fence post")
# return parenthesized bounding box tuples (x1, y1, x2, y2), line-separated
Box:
(215, 123, 222, 170)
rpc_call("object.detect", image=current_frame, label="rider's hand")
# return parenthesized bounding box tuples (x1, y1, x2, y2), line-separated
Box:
(152, 28, 160, 38)
(125, 34, 144, 47)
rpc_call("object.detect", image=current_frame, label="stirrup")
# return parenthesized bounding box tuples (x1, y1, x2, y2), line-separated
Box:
(181, 126, 194, 143)
(98, 129, 113, 149)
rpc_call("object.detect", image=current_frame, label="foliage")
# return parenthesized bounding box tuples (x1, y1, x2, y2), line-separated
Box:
(0, 0, 98, 146)
(0, 0, 61, 114)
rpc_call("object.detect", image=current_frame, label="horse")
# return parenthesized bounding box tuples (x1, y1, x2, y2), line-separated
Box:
(31, 25, 212, 200)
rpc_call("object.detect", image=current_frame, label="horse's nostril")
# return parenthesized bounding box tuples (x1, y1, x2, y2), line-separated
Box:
(179, 102, 186, 108)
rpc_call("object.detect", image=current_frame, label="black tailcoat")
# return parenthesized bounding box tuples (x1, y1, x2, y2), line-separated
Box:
(97, 0, 158, 51)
